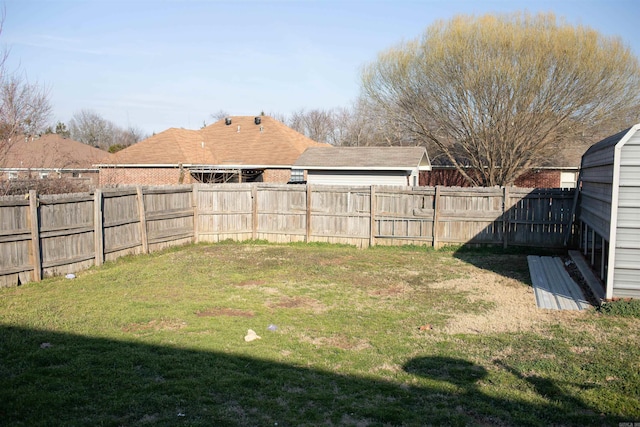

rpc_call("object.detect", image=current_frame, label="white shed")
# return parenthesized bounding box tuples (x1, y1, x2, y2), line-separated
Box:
(293, 147, 431, 187)
(578, 124, 640, 299)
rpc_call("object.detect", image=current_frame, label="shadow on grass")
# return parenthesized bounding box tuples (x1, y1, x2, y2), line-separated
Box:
(451, 245, 561, 286)
(0, 326, 612, 426)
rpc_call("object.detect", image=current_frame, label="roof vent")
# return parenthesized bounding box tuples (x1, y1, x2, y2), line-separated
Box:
(254, 117, 261, 125)
(237, 125, 241, 133)
(225, 118, 232, 125)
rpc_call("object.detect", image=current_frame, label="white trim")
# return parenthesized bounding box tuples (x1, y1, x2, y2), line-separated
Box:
(0, 167, 98, 173)
(299, 166, 429, 171)
(606, 124, 640, 299)
(429, 165, 580, 171)
(95, 163, 291, 169)
(96, 163, 185, 168)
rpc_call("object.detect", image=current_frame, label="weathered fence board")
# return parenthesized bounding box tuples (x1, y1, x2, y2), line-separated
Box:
(0, 184, 576, 287)
(310, 186, 371, 248)
(196, 184, 253, 242)
(143, 186, 194, 252)
(38, 192, 94, 277)
(102, 190, 141, 261)
(256, 185, 307, 243)
(375, 187, 435, 246)
(0, 196, 31, 286)
(505, 188, 574, 247)
(0, 186, 198, 286)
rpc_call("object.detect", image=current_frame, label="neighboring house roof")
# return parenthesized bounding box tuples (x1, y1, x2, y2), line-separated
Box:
(105, 128, 212, 166)
(103, 116, 329, 167)
(1, 134, 109, 169)
(539, 142, 593, 168)
(294, 147, 431, 171)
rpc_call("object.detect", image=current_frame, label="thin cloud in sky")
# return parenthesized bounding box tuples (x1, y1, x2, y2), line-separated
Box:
(10, 33, 162, 58)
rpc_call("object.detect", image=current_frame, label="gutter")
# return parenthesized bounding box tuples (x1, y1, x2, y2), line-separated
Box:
(95, 163, 295, 169)
(299, 166, 432, 171)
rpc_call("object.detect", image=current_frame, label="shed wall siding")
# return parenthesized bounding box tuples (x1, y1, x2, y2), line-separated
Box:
(581, 146, 614, 168)
(613, 132, 640, 298)
(306, 170, 409, 186)
(619, 144, 640, 165)
(579, 154, 614, 241)
(578, 125, 640, 299)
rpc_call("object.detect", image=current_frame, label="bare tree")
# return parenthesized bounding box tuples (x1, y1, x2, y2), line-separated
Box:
(68, 110, 145, 151)
(115, 125, 145, 147)
(265, 111, 288, 124)
(209, 109, 230, 124)
(0, 74, 52, 138)
(0, 10, 53, 167)
(287, 108, 336, 144)
(68, 109, 116, 149)
(361, 12, 640, 186)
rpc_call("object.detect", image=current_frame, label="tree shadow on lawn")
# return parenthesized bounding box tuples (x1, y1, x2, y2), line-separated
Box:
(0, 326, 612, 426)
(452, 245, 560, 286)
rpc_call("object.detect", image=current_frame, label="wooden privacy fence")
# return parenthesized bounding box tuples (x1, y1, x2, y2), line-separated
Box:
(0, 184, 575, 287)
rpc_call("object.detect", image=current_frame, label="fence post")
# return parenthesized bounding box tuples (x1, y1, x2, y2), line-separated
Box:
(252, 185, 258, 240)
(136, 186, 149, 254)
(306, 184, 312, 243)
(432, 186, 441, 249)
(28, 190, 42, 282)
(370, 185, 376, 247)
(503, 186, 509, 249)
(192, 184, 199, 243)
(94, 189, 104, 267)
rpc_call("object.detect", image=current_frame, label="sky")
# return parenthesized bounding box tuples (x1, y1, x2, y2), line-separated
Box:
(3, 0, 640, 135)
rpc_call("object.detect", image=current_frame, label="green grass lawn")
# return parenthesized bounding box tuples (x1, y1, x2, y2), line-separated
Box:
(1, 241, 638, 426)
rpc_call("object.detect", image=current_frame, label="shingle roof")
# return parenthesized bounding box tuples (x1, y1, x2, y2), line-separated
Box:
(107, 128, 212, 165)
(539, 141, 594, 168)
(1, 134, 108, 169)
(294, 147, 431, 170)
(104, 116, 328, 167)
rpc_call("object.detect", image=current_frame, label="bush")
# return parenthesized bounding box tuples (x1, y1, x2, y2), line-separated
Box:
(0, 178, 92, 196)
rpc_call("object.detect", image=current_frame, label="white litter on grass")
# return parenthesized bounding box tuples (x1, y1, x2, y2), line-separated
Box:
(244, 329, 261, 342)
(40, 342, 52, 349)
(267, 324, 278, 331)
(65, 273, 75, 279)
(177, 412, 185, 417)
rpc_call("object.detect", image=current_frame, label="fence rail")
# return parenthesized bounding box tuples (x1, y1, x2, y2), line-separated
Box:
(0, 184, 575, 287)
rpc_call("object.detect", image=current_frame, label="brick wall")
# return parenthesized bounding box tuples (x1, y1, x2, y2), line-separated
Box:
(421, 167, 567, 188)
(100, 167, 292, 186)
(262, 168, 292, 183)
(99, 167, 194, 186)
(513, 170, 560, 188)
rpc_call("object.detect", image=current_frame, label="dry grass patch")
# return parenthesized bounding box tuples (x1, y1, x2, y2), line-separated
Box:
(430, 268, 580, 335)
(300, 333, 372, 351)
(195, 307, 255, 317)
(268, 295, 327, 313)
(235, 280, 266, 287)
(122, 318, 187, 333)
(368, 283, 408, 297)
